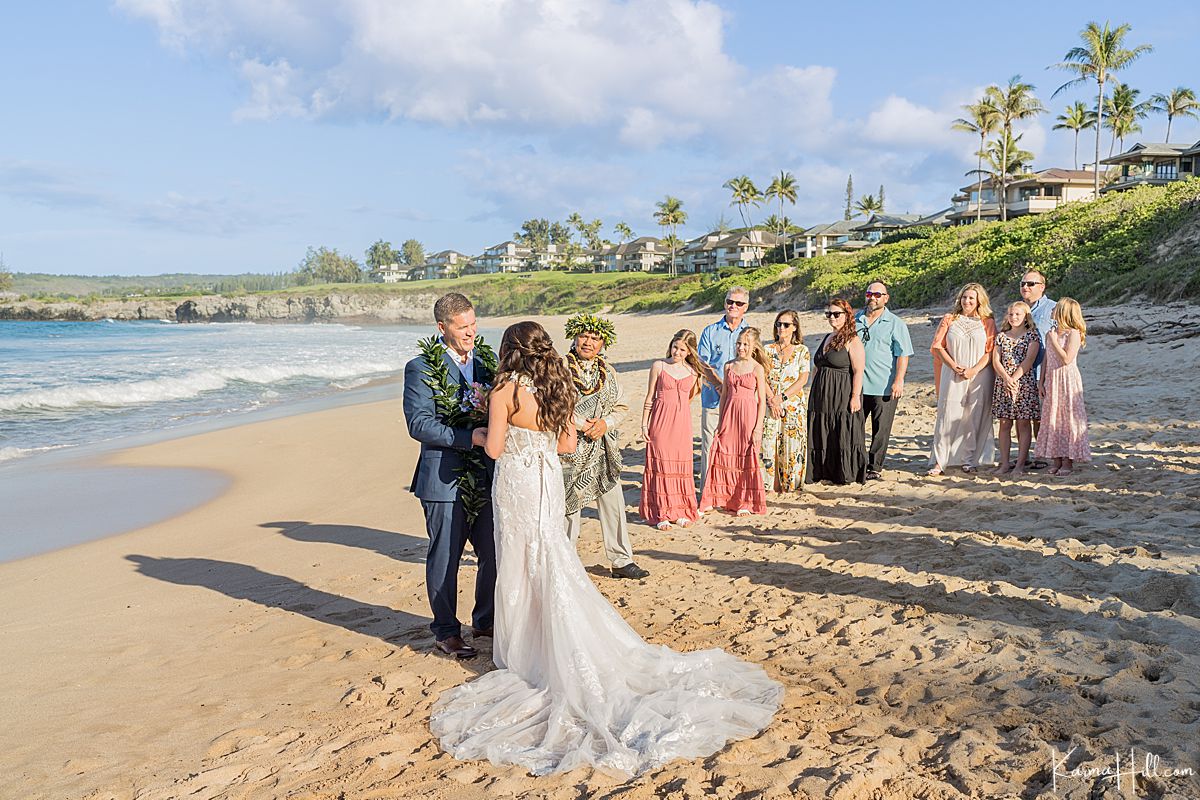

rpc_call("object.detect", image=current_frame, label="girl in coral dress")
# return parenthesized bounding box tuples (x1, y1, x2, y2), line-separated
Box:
(699, 327, 769, 516)
(1035, 298, 1090, 476)
(640, 329, 704, 530)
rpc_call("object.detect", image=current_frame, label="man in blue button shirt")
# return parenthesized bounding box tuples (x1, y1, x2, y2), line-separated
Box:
(697, 286, 749, 480)
(1020, 269, 1056, 468)
(854, 280, 914, 481)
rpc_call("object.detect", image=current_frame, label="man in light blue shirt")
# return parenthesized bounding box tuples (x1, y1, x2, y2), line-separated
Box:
(1020, 269, 1056, 468)
(696, 285, 749, 480)
(854, 280, 914, 480)
(1021, 269, 1057, 370)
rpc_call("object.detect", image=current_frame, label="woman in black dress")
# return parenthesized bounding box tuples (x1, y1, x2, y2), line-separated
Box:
(806, 298, 867, 484)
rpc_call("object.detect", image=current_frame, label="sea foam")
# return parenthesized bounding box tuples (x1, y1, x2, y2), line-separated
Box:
(0, 360, 402, 412)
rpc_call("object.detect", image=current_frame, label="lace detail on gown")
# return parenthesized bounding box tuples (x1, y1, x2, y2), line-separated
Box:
(429, 423, 782, 777)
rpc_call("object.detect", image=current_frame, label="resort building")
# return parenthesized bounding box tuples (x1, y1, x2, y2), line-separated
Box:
(852, 213, 923, 242)
(369, 262, 408, 283)
(797, 220, 861, 258)
(426, 250, 470, 274)
(679, 230, 783, 272)
(948, 168, 1096, 224)
(1099, 141, 1200, 192)
(595, 237, 665, 272)
(477, 241, 531, 273)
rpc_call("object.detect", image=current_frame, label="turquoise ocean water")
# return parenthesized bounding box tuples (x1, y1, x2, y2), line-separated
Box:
(0, 320, 424, 465)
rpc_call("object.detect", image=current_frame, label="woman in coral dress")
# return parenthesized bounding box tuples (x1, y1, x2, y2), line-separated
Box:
(640, 329, 704, 529)
(699, 327, 769, 516)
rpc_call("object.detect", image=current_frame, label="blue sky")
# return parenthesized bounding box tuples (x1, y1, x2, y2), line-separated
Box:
(2, 1, 1198, 276)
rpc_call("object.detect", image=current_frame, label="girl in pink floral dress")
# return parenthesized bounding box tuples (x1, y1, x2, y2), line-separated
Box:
(1035, 298, 1090, 476)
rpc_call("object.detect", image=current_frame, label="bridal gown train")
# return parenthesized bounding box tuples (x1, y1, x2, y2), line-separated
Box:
(430, 423, 783, 777)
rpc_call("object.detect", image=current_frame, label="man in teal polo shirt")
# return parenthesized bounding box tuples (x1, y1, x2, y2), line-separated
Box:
(854, 280, 913, 481)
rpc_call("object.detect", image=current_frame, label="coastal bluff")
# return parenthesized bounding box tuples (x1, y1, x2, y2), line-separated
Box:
(0, 291, 443, 324)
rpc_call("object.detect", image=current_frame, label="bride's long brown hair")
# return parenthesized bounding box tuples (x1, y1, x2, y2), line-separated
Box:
(495, 321, 577, 434)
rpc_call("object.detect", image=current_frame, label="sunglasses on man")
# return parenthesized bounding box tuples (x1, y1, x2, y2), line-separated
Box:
(864, 291, 886, 299)
(725, 299, 747, 307)
(1020, 281, 1043, 288)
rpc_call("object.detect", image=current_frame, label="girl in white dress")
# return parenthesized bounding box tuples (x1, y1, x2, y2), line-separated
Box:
(928, 283, 997, 475)
(430, 321, 782, 778)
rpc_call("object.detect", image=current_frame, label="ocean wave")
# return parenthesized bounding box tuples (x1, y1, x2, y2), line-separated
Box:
(0, 444, 70, 463)
(0, 360, 402, 412)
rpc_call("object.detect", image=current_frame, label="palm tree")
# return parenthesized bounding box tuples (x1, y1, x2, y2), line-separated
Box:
(853, 194, 882, 217)
(659, 234, 684, 275)
(967, 132, 1036, 204)
(1150, 86, 1199, 143)
(764, 171, 797, 256)
(953, 98, 1002, 223)
(1051, 20, 1153, 196)
(723, 175, 762, 229)
(709, 213, 733, 235)
(653, 196, 687, 278)
(613, 221, 634, 243)
(985, 76, 1045, 221)
(1054, 101, 1097, 169)
(1103, 83, 1152, 155)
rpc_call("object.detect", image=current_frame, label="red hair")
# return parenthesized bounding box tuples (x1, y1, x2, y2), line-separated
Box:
(826, 298, 857, 351)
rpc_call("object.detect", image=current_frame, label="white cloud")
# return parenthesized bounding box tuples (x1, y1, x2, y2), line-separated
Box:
(116, 0, 837, 150)
(864, 95, 958, 150)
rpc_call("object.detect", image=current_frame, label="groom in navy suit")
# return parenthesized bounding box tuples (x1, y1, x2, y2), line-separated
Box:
(403, 292, 496, 660)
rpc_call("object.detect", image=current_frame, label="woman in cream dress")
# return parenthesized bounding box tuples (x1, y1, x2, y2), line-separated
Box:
(928, 283, 997, 475)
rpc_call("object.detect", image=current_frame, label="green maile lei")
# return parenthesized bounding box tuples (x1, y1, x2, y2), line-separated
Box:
(417, 335, 498, 524)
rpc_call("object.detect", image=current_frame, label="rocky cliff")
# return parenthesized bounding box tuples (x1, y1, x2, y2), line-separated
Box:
(0, 291, 444, 324)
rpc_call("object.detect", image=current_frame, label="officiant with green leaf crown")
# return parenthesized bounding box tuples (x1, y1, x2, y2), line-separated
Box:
(402, 292, 498, 661)
(562, 313, 650, 581)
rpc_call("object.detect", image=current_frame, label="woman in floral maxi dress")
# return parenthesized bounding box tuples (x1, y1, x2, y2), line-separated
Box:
(761, 310, 811, 493)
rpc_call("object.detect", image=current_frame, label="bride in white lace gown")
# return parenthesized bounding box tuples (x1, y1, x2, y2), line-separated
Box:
(430, 322, 782, 777)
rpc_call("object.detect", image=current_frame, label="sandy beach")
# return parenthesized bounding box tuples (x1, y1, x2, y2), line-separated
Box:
(2, 306, 1199, 800)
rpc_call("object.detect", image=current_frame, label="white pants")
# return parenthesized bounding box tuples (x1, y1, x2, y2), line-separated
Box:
(566, 482, 634, 568)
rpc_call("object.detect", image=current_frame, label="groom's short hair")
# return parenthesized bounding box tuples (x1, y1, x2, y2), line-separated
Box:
(434, 292, 474, 324)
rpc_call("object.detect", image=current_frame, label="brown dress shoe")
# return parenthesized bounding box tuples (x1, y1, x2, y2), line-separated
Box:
(434, 635, 477, 660)
(471, 627, 493, 638)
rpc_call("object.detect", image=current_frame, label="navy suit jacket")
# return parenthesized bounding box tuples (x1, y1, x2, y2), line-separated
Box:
(402, 348, 495, 502)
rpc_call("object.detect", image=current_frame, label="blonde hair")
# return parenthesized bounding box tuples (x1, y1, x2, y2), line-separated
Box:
(1001, 301, 1035, 334)
(666, 329, 705, 398)
(737, 327, 773, 375)
(951, 282, 994, 320)
(1053, 297, 1087, 348)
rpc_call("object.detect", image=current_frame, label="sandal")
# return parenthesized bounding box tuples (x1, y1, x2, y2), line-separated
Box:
(961, 465, 977, 475)
(926, 466, 944, 476)
(735, 509, 753, 517)
(655, 521, 673, 531)
(675, 518, 693, 528)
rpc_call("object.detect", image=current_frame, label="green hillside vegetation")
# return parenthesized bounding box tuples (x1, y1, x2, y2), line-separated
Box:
(767, 178, 1200, 309)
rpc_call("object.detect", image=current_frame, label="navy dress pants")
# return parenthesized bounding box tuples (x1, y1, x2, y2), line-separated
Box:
(421, 499, 496, 641)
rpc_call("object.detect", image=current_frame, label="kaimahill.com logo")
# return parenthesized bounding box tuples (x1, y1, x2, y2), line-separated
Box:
(1050, 746, 1196, 796)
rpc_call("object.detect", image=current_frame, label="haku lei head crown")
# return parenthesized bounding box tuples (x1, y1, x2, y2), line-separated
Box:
(564, 313, 616, 348)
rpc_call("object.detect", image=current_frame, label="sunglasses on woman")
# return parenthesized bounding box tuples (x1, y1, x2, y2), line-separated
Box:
(824, 311, 844, 319)
(774, 321, 794, 328)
